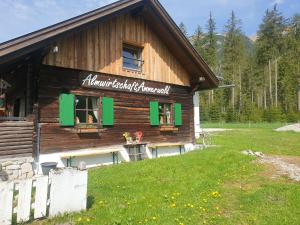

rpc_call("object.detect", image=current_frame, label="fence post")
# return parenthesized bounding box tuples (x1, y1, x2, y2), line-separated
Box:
(0, 181, 14, 225)
(34, 176, 49, 219)
(49, 168, 87, 217)
(17, 179, 32, 223)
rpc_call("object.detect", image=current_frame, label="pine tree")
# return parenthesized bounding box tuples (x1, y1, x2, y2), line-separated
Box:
(193, 7, 299, 123)
(256, 5, 286, 65)
(204, 13, 220, 118)
(205, 12, 217, 71)
(255, 5, 287, 110)
(193, 14, 219, 120)
(222, 11, 246, 118)
(277, 14, 300, 113)
(192, 25, 205, 56)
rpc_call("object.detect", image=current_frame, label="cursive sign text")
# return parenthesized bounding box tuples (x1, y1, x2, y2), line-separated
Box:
(81, 74, 171, 96)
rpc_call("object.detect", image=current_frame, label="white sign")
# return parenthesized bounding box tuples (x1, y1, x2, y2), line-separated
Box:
(81, 74, 171, 96)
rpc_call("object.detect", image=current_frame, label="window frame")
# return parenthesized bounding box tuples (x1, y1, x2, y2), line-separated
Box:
(74, 95, 102, 129)
(158, 101, 174, 127)
(122, 43, 143, 72)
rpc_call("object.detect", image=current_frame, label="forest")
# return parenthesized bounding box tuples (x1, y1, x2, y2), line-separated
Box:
(179, 5, 300, 123)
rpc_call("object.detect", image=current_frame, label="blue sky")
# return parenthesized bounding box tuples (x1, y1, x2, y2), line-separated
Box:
(0, 0, 299, 43)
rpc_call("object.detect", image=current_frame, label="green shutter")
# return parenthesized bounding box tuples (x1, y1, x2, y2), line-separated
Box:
(150, 101, 159, 126)
(102, 97, 114, 126)
(59, 93, 75, 127)
(174, 103, 182, 126)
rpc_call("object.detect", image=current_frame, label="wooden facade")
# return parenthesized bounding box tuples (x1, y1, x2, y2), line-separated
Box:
(38, 66, 194, 153)
(43, 13, 190, 87)
(0, 121, 34, 158)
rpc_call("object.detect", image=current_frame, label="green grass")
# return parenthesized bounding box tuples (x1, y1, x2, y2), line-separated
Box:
(32, 123, 300, 225)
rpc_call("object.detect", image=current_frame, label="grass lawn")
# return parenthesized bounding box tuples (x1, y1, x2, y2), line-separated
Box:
(32, 124, 300, 225)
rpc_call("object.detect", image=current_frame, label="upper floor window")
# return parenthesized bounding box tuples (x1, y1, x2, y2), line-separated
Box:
(122, 44, 143, 71)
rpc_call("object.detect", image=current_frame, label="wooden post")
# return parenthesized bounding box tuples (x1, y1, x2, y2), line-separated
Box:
(34, 176, 49, 219)
(0, 182, 14, 225)
(32, 103, 39, 159)
(26, 63, 33, 116)
(17, 179, 32, 223)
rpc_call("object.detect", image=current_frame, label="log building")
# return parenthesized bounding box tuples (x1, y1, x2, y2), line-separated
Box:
(0, 0, 218, 178)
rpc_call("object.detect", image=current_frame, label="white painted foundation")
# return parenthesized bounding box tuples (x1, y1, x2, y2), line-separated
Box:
(37, 146, 130, 174)
(151, 143, 195, 158)
(152, 146, 181, 158)
(37, 143, 198, 173)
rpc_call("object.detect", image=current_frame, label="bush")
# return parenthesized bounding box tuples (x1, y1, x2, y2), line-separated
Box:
(200, 106, 210, 122)
(225, 106, 238, 122)
(286, 111, 299, 123)
(209, 104, 221, 122)
(249, 107, 263, 123)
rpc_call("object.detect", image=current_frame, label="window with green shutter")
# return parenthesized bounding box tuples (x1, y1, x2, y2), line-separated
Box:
(102, 97, 114, 126)
(59, 93, 75, 127)
(150, 101, 159, 126)
(150, 101, 182, 128)
(174, 103, 182, 126)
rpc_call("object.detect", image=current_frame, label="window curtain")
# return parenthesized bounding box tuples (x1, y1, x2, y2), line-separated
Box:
(91, 98, 99, 121)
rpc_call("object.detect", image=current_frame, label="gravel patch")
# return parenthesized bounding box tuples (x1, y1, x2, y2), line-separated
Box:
(242, 150, 300, 182)
(258, 156, 300, 182)
(275, 123, 300, 133)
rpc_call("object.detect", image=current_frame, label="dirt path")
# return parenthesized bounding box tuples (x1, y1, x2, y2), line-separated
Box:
(258, 156, 300, 182)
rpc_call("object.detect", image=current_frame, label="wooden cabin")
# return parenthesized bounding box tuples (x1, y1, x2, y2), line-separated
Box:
(0, 0, 218, 178)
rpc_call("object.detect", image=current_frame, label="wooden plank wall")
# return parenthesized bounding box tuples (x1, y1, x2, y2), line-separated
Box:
(43, 13, 190, 87)
(0, 122, 33, 158)
(39, 66, 194, 153)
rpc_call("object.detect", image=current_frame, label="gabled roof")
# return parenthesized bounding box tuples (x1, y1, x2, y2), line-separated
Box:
(0, 0, 218, 89)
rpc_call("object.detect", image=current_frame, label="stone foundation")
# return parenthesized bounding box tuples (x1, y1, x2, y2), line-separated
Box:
(0, 157, 34, 181)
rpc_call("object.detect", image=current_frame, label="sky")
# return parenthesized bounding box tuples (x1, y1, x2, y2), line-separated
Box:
(0, 0, 300, 43)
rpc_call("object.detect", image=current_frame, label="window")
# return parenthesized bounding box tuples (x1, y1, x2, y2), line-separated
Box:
(149, 101, 182, 128)
(59, 94, 114, 127)
(159, 103, 173, 126)
(75, 96, 100, 125)
(122, 44, 143, 71)
(13, 97, 26, 117)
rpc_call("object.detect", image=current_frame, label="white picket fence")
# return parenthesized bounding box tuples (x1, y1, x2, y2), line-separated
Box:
(0, 168, 88, 225)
